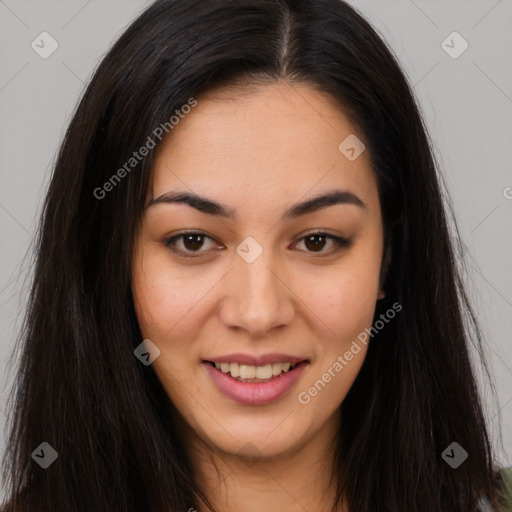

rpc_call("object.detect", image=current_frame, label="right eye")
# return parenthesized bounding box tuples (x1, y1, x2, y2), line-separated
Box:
(163, 231, 223, 258)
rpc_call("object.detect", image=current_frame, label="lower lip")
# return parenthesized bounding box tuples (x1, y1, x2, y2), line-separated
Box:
(203, 361, 309, 405)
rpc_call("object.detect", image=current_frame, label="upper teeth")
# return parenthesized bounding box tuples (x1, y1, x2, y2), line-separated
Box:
(214, 362, 295, 379)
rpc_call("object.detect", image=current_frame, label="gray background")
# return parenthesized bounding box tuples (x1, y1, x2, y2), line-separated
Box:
(1, 0, 511, 492)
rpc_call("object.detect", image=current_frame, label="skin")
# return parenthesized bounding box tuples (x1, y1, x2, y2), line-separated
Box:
(131, 79, 386, 512)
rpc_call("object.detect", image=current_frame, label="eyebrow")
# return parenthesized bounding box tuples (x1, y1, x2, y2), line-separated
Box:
(146, 188, 366, 220)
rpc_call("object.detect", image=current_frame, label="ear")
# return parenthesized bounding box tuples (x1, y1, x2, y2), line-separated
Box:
(378, 240, 392, 299)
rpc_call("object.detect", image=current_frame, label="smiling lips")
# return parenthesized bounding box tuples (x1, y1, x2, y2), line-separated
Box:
(209, 361, 298, 381)
(203, 353, 309, 405)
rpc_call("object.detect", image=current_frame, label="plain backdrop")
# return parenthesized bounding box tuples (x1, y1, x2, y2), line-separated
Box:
(1, 0, 511, 494)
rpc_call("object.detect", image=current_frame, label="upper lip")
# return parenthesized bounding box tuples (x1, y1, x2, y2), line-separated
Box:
(204, 353, 307, 366)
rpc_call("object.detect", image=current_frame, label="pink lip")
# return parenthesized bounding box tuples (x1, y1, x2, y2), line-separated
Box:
(203, 360, 309, 405)
(203, 353, 306, 366)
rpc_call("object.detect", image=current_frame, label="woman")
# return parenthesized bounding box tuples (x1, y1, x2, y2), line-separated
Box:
(1, 0, 511, 510)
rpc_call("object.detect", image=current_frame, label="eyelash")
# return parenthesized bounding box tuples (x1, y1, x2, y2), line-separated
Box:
(162, 231, 353, 259)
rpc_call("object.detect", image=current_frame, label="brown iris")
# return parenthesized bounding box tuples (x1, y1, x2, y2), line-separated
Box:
(303, 234, 327, 252)
(182, 234, 205, 251)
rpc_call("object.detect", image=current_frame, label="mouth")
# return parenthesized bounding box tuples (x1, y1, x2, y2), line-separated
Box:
(202, 358, 310, 405)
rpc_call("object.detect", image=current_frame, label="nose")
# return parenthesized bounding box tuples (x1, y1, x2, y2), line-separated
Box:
(218, 251, 295, 337)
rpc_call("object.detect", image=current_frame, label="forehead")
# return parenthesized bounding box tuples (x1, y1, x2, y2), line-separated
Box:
(150, 80, 379, 216)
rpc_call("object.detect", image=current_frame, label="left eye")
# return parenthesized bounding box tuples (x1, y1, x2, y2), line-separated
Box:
(293, 233, 352, 253)
(163, 231, 352, 258)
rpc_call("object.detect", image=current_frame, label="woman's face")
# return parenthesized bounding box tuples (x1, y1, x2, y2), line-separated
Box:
(131, 80, 384, 460)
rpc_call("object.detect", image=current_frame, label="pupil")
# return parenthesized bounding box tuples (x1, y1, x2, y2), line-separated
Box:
(305, 234, 326, 252)
(183, 234, 204, 251)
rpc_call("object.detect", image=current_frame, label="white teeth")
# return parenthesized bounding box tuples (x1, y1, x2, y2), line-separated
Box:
(229, 362, 240, 377)
(272, 363, 282, 375)
(213, 361, 298, 379)
(239, 364, 256, 379)
(255, 364, 273, 379)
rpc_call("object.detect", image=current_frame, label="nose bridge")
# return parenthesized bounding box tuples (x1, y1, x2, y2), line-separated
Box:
(220, 241, 293, 334)
(241, 253, 278, 301)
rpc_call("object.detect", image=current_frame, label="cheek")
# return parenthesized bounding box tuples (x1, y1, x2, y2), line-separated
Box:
(300, 256, 381, 341)
(297, 268, 376, 410)
(131, 248, 208, 339)
(131, 252, 205, 399)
